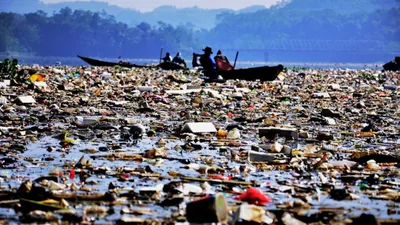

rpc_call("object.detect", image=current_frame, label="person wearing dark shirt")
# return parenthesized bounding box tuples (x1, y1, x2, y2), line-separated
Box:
(172, 52, 187, 68)
(162, 52, 172, 63)
(193, 46, 216, 74)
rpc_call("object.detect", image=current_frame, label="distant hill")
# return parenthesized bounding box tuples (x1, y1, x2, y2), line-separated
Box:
(237, 5, 267, 13)
(0, 0, 398, 62)
(0, 0, 266, 29)
(271, 0, 398, 13)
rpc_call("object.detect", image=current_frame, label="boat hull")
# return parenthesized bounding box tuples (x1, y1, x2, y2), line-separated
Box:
(383, 56, 400, 71)
(220, 64, 284, 81)
(77, 55, 186, 70)
(77, 55, 148, 68)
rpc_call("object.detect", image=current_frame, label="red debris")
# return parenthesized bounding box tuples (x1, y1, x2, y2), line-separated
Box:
(234, 187, 272, 205)
(70, 169, 75, 180)
(208, 175, 232, 180)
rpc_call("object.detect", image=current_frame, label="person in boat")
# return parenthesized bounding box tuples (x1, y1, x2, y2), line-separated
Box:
(214, 50, 233, 71)
(172, 52, 187, 68)
(162, 52, 172, 63)
(193, 46, 217, 78)
(118, 56, 129, 65)
(214, 50, 230, 65)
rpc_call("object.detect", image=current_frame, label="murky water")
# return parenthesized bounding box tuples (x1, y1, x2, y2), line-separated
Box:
(0, 123, 394, 223)
(0, 64, 398, 224)
(13, 56, 384, 69)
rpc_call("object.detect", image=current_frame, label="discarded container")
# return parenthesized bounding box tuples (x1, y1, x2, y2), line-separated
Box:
(137, 86, 154, 92)
(217, 129, 228, 137)
(270, 142, 283, 153)
(232, 204, 273, 225)
(33, 81, 48, 89)
(383, 85, 397, 90)
(227, 128, 241, 139)
(248, 150, 276, 163)
(0, 97, 8, 105)
(181, 122, 217, 133)
(259, 127, 298, 140)
(185, 193, 228, 224)
(324, 117, 336, 125)
(75, 116, 99, 127)
(311, 92, 330, 98)
(15, 96, 36, 104)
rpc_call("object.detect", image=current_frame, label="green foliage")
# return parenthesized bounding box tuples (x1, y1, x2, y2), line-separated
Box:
(0, 8, 200, 58)
(205, 5, 400, 49)
(0, 0, 399, 62)
(0, 58, 25, 83)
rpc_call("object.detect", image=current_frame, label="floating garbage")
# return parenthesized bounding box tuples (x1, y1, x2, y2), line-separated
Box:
(186, 193, 228, 224)
(0, 64, 397, 224)
(232, 204, 274, 225)
(181, 122, 217, 133)
(15, 96, 36, 104)
(234, 187, 272, 205)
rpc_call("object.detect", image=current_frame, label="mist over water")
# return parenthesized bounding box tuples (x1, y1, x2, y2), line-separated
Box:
(13, 56, 383, 70)
(1, 0, 399, 65)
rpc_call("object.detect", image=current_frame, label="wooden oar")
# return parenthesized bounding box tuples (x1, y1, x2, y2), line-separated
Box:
(159, 47, 163, 64)
(233, 51, 239, 69)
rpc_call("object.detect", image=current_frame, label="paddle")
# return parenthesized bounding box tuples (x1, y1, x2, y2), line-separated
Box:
(233, 51, 239, 69)
(159, 47, 163, 64)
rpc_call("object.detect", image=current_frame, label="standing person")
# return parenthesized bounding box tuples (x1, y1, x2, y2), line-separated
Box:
(193, 47, 216, 78)
(162, 52, 172, 63)
(172, 52, 187, 68)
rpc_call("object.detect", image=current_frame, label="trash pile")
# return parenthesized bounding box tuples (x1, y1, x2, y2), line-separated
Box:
(0, 64, 399, 224)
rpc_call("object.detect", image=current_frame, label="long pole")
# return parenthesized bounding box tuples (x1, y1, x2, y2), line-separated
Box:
(159, 47, 163, 64)
(233, 51, 239, 69)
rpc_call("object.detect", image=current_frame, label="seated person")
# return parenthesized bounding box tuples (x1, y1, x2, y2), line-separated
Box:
(172, 52, 187, 68)
(214, 50, 233, 71)
(162, 52, 172, 63)
(118, 56, 129, 65)
(193, 46, 216, 72)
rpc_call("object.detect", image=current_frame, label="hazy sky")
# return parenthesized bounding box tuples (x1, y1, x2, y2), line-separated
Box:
(40, 0, 282, 12)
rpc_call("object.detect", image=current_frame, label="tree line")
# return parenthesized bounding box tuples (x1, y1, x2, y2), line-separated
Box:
(0, 3, 399, 61)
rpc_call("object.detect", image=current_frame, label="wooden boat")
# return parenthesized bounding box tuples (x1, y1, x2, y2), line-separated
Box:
(219, 64, 284, 81)
(77, 55, 186, 70)
(78, 55, 149, 68)
(383, 56, 399, 71)
(196, 57, 284, 82)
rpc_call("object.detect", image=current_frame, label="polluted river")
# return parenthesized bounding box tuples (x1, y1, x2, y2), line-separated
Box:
(0, 64, 399, 225)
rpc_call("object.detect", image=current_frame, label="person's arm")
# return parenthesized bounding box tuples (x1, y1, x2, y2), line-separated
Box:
(209, 55, 216, 69)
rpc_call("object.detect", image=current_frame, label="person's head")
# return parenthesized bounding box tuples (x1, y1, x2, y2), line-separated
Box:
(217, 50, 222, 55)
(203, 46, 213, 55)
(166, 52, 170, 56)
(176, 52, 181, 56)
